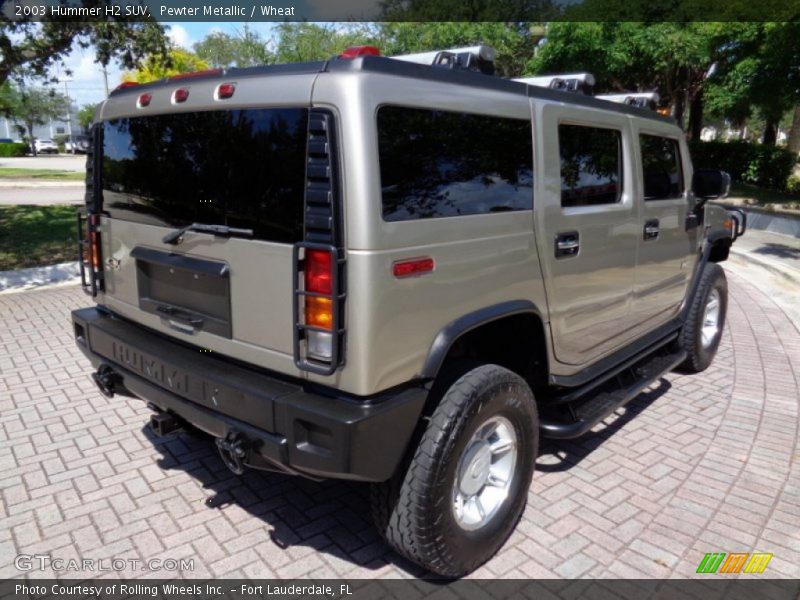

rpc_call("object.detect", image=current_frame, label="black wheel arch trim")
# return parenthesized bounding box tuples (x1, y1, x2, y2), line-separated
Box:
(419, 300, 544, 380)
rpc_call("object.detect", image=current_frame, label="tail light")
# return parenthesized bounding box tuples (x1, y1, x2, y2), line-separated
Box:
(77, 211, 103, 296)
(294, 244, 343, 373)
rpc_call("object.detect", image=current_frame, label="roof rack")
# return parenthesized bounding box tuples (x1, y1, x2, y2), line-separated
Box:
(596, 92, 660, 110)
(513, 73, 596, 95)
(391, 45, 496, 75)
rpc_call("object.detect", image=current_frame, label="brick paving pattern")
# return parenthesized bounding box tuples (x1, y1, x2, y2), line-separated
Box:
(1, 269, 798, 579)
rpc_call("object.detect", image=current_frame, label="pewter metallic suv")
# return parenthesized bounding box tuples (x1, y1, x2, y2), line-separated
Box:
(72, 46, 744, 576)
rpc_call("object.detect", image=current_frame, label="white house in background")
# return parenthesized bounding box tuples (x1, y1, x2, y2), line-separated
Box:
(3, 104, 82, 142)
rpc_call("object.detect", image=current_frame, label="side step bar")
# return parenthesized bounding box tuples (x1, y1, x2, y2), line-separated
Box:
(540, 349, 687, 439)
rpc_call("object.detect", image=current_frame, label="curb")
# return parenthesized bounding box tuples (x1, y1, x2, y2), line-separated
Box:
(729, 246, 800, 287)
(0, 180, 85, 188)
(0, 261, 80, 293)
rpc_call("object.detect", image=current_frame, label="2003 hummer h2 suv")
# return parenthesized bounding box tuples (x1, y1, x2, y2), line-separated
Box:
(72, 45, 745, 577)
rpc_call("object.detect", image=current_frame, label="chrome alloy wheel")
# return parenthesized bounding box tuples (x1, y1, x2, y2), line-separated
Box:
(701, 288, 722, 349)
(452, 415, 518, 531)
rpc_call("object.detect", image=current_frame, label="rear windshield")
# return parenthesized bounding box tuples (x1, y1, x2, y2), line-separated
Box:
(101, 108, 308, 244)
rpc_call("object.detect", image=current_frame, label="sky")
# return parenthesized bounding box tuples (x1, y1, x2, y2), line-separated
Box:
(56, 22, 279, 109)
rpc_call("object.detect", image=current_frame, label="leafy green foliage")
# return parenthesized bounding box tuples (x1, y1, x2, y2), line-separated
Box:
(689, 140, 796, 191)
(122, 48, 210, 83)
(0, 18, 169, 88)
(0, 143, 28, 157)
(193, 26, 272, 68)
(77, 104, 98, 132)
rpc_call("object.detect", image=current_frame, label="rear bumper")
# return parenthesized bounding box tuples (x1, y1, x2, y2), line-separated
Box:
(71, 307, 426, 482)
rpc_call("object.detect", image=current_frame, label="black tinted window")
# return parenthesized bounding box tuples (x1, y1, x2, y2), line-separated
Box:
(559, 124, 622, 207)
(102, 108, 308, 244)
(640, 134, 683, 200)
(377, 106, 533, 221)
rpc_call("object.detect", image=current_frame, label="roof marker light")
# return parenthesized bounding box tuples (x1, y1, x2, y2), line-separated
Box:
(173, 88, 189, 103)
(340, 46, 381, 59)
(137, 93, 152, 108)
(215, 83, 236, 100)
(168, 68, 223, 81)
(111, 81, 139, 94)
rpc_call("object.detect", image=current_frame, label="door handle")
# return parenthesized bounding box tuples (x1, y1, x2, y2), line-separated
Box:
(555, 231, 580, 258)
(644, 219, 659, 240)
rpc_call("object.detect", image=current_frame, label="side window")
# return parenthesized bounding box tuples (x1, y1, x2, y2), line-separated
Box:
(559, 124, 622, 207)
(377, 106, 533, 222)
(640, 134, 684, 200)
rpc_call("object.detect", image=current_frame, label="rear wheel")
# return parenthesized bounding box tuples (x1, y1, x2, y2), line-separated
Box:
(677, 262, 728, 373)
(370, 364, 538, 577)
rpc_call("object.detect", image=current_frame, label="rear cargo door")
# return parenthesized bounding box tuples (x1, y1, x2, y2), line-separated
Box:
(95, 73, 317, 376)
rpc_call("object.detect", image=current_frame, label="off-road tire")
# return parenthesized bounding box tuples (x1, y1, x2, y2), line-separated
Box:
(677, 262, 728, 373)
(370, 364, 538, 577)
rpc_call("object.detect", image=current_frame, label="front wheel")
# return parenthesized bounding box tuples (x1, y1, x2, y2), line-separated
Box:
(677, 262, 728, 373)
(371, 364, 539, 577)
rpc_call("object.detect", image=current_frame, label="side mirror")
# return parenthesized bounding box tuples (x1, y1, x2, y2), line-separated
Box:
(692, 169, 731, 206)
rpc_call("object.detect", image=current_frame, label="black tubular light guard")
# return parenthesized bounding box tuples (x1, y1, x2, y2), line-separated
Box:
(293, 242, 346, 375)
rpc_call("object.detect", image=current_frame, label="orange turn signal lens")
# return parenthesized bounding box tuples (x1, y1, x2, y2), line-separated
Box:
(306, 296, 333, 330)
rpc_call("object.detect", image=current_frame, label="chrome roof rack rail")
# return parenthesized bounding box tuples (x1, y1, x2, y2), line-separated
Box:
(597, 92, 660, 110)
(391, 45, 496, 75)
(513, 73, 596, 95)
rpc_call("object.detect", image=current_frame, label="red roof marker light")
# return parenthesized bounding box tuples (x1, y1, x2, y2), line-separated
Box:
(340, 46, 381, 59)
(137, 93, 152, 108)
(215, 83, 236, 100)
(111, 81, 139, 94)
(168, 68, 222, 81)
(173, 88, 190, 103)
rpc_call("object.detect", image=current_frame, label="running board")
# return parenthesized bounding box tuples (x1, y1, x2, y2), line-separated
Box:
(540, 349, 686, 439)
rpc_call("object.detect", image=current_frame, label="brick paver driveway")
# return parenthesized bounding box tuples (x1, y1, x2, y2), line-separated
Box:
(1, 269, 798, 579)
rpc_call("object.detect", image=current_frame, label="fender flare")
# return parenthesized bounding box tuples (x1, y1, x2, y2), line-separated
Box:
(419, 300, 544, 380)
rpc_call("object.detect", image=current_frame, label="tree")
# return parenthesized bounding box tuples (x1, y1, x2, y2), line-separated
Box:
(271, 23, 381, 64)
(0, 16, 170, 88)
(122, 47, 210, 84)
(77, 104, 98, 132)
(7, 86, 67, 155)
(378, 23, 538, 78)
(194, 26, 272, 68)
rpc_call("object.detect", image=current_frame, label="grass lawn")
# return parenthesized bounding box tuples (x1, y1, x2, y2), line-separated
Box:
(730, 181, 800, 208)
(0, 168, 84, 182)
(0, 205, 78, 271)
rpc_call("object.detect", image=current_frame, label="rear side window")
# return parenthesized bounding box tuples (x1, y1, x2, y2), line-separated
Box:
(377, 106, 533, 222)
(559, 124, 622, 207)
(101, 108, 308, 244)
(640, 134, 684, 200)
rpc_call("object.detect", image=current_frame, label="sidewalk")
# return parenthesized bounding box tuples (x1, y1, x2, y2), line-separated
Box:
(729, 229, 800, 284)
(726, 229, 800, 327)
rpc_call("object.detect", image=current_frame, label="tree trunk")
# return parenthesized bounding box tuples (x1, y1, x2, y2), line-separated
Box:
(25, 122, 36, 156)
(788, 105, 800, 154)
(688, 88, 704, 141)
(762, 117, 779, 146)
(673, 90, 686, 130)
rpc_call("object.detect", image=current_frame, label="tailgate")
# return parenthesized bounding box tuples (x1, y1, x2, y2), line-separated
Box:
(92, 72, 318, 377)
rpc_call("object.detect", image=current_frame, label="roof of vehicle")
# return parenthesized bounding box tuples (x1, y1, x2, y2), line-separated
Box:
(109, 55, 675, 125)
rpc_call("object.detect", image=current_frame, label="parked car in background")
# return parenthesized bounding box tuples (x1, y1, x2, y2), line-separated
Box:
(65, 136, 90, 154)
(34, 139, 59, 154)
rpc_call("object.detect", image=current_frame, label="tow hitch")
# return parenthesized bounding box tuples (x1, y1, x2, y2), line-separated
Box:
(91, 364, 121, 398)
(215, 431, 249, 475)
